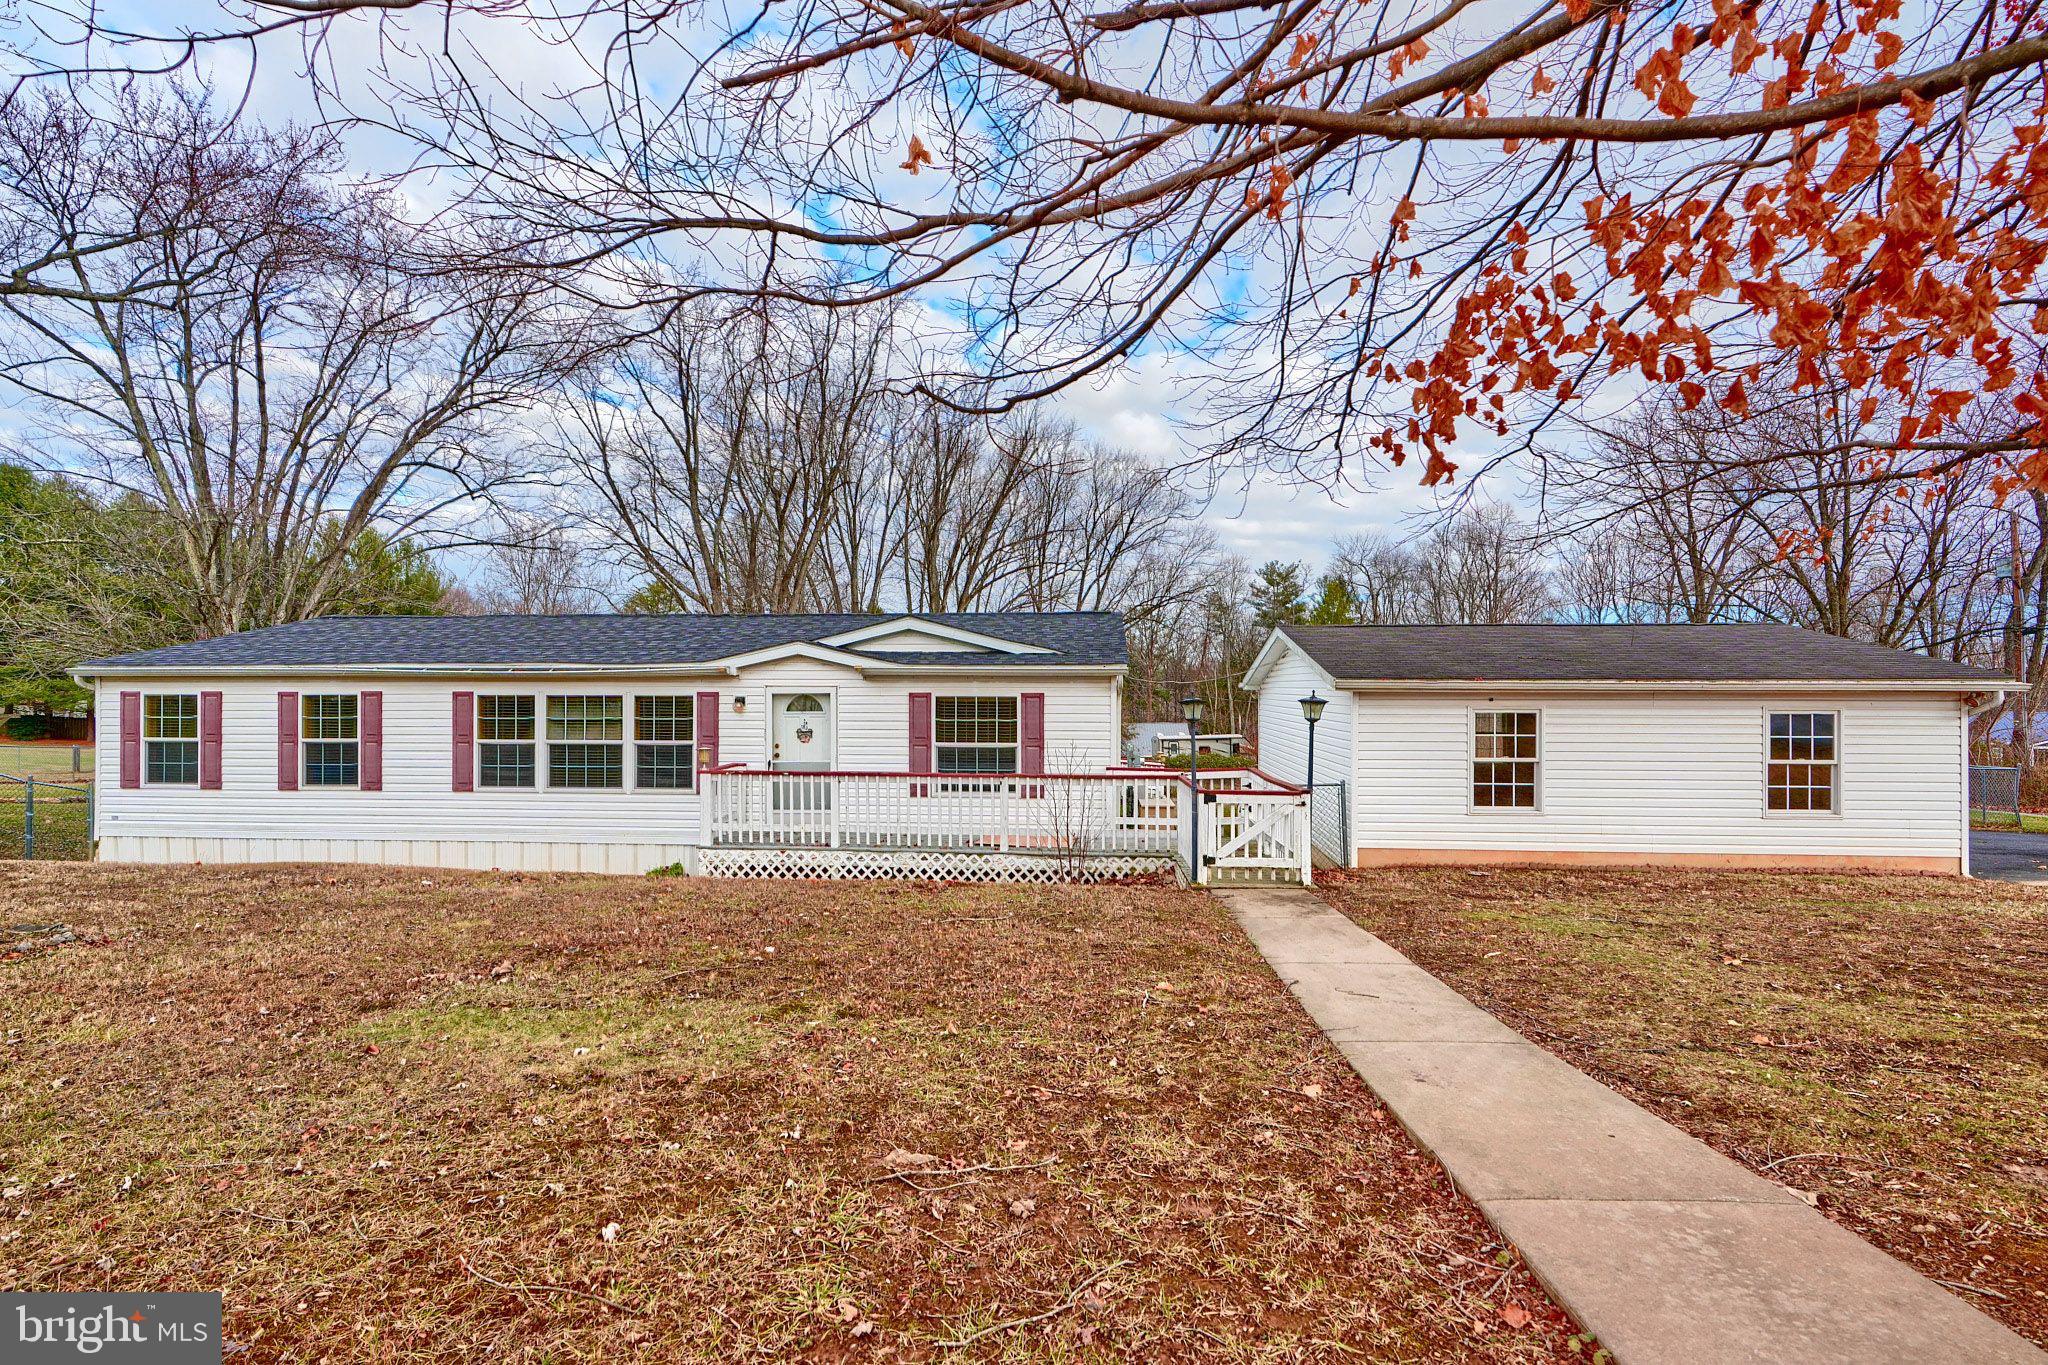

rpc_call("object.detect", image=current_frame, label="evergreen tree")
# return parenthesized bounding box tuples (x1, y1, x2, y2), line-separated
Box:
(1247, 560, 1309, 628)
(1306, 573, 1363, 624)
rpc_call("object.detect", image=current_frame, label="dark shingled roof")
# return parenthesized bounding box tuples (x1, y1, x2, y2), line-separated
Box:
(1277, 623, 2011, 686)
(76, 612, 1128, 672)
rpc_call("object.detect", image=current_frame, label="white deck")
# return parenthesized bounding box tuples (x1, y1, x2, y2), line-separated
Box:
(702, 767, 1311, 885)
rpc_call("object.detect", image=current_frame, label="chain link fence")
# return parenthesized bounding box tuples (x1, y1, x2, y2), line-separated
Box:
(0, 743, 92, 776)
(1309, 781, 1349, 867)
(1969, 764, 2024, 829)
(0, 775, 95, 860)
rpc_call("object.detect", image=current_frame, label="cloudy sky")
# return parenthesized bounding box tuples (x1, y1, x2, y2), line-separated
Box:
(3, 0, 1548, 579)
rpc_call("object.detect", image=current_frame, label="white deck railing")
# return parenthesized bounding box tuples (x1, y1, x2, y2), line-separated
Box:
(702, 768, 1187, 857)
(701, 765, 1313, 884)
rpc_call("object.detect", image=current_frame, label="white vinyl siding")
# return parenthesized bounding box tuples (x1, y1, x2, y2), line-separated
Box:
(1347, 688, 1966, 863)
(1252, 646, 1353, 790)
(93, 664, 1119, 872)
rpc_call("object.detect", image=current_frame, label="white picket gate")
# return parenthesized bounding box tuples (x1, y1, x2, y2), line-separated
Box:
(1189, 783, 1313, 886)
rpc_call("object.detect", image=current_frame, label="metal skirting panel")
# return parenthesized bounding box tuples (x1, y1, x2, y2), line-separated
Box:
(699, 847, 1172, 883)
(96, 835, 698, 876)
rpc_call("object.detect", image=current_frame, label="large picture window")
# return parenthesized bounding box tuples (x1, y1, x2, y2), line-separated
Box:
(1767, 712, 1837, 812)
(1472, 710, 1539, 809)
(478, 695, 537, 788)
(635, 695, 696, 790)
(301, 694, 359, 787)
(143, 693, 200, 785)
(934, 696, 1018, 774)
(548, 695, 624, 789)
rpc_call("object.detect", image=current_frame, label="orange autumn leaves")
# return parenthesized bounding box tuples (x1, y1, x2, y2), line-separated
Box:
(1357, 3, 2048, 489)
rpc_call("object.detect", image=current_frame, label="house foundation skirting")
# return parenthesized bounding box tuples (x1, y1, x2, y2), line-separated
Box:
(96, 834, 698, 876)
(1353, 846, 1963, 875)
(698, 847, 1172, 883)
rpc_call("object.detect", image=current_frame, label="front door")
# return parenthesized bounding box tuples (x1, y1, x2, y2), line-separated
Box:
(771, 693, 833, 771)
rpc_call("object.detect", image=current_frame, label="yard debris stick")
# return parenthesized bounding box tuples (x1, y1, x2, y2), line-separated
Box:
(934, 1260, 1129, 1349)
(869, 1158, 1056, 1188)
(459, 1256, 648, 1315)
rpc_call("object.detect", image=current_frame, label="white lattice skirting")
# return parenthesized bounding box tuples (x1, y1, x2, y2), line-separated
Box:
(698, 847, 1173, 884)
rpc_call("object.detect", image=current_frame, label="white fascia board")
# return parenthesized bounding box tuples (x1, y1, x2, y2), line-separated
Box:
(1240, 628, 1338, 692)
(1332, 677, 2017, 694)
(818, 616, 1054, 654)
(73, 656, 1128, 683)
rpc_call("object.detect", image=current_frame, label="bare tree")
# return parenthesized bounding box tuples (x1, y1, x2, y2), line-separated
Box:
(27, 0, 2046, 496)
(1546, 396, 1767, 624)
(566, 303, 892, 613)
(1330, 511, 1554, 624)
(475, 514, 602, 614)
(0, 90, 579, 637)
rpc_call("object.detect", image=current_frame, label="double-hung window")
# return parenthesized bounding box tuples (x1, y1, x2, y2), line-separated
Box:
(934, 696, 1018, 774)
(143, 694, 200, 785)
(548, 695, 624, 788)
(635, 696, 695, 790)
(301, 694, 359, 787)
(1472, 710, 1539, 809)
(1767, 712, 1837, 812)
(478, 695, 537, 788)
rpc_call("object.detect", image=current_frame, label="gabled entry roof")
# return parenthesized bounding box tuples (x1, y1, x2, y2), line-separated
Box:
(1247, 623, 2011, 688)
(75, 612, 1129, 674)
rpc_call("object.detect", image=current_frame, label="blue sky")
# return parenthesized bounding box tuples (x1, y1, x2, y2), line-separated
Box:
(0, 0, 1544, 579)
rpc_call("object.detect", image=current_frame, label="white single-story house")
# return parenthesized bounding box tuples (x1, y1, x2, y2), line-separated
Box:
(74, 612, 1183, 878)
(1244, 623, 2014, 876)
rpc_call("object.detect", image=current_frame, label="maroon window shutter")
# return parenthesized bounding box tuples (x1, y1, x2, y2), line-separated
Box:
(909, 692, 933, 773)
(1020, 692, 1046, 775)
(119, 690, 141, 789)
(359, 690, 383, 792)
(695, 691, 720, 771)
(277, 692, 299, 791)
(199, 691, 223, 790)
(451, 691, 474, 792)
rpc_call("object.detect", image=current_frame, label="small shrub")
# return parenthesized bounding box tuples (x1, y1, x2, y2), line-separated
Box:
(1150, 751, 1260, 770)
(2, 714, 54, 741)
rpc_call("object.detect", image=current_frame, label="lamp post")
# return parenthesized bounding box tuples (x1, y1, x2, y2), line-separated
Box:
(1181, 693, 1205, 881)
(1300, 692, 1326, 850)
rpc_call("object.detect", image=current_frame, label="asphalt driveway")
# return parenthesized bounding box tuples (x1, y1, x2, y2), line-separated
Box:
(1972, 830, 2048, 883)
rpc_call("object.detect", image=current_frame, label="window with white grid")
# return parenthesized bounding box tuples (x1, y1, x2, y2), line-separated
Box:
(547, 695, 624, 789)
(635, 695, 696, 790)
(478, 695, 536, 788)
(935, 696, 1018, 774)
(1472, 710, 1539, 809)
(301, 694, 359, 787)
(1767, 712, 1837, 812)
(143, 694, 200, 785)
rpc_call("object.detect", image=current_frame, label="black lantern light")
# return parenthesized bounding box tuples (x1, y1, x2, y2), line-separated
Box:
(1300, 691, 1326, 840)
(1181, 694, 1205, 879)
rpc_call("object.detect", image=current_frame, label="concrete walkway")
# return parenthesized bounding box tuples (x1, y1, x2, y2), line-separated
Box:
(1218, 885, 2043, 1365)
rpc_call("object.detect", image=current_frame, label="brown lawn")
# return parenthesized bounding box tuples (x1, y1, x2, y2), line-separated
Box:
(1318, 866, 2048, 1346)
(0, 863, 1594, 1362)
